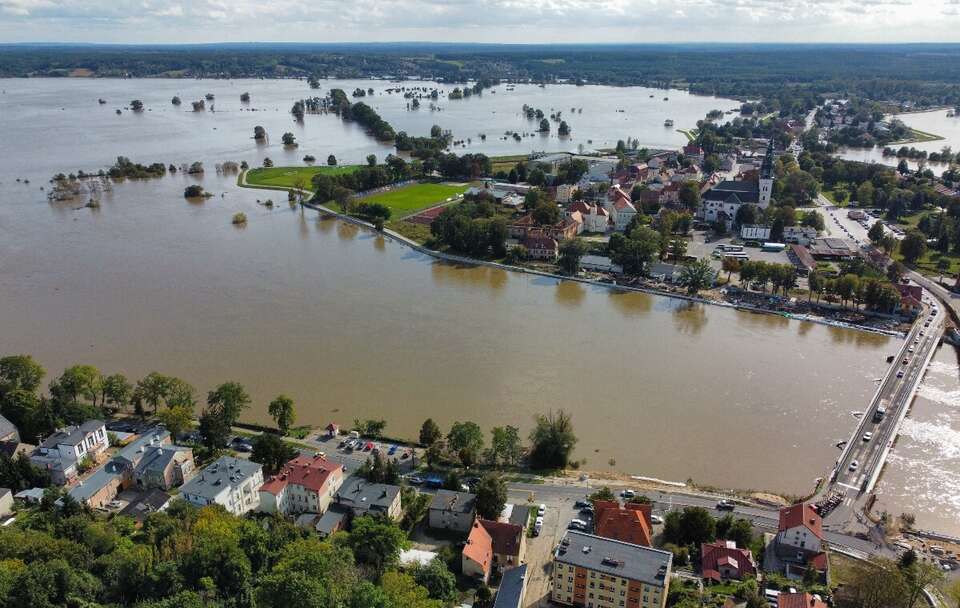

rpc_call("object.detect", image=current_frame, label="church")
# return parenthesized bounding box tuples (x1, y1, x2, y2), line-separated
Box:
(699, 140, 774, 228)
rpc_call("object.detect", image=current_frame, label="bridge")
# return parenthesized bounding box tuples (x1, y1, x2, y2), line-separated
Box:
(821, 291, 945, 529)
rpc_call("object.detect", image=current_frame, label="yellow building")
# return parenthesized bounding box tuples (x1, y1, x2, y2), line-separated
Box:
(552, 531, 672, 608)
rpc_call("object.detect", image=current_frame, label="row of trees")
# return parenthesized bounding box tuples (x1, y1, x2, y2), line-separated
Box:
(0, 491, 449, 608)
(428, 194, 508, 258)
(418, 408, 577, 470)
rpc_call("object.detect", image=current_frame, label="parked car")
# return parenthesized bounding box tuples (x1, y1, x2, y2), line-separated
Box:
(716, 500, 735, 511)
(407, 476, 423, 485)
(534, 517, 543, 536)
(574, 500, 591, 509)
(538, 504, 546, 516)
(387, 445, 398, 455)
(569, 518, 589, 528)
(567, 521, 586, 531)
(650, 514, 664, 525)
(620, 489, 636, 499)
(579, 506, 594, 516)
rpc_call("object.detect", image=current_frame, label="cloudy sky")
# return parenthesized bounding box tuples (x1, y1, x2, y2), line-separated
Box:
(0, 0, 958, 44)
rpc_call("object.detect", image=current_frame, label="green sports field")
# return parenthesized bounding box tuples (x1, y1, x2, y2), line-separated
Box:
(360, 182, 469, 216)
(244, 166, 359, 190)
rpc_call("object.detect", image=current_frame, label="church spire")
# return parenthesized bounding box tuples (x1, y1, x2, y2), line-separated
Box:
(760, 139, 775, 180)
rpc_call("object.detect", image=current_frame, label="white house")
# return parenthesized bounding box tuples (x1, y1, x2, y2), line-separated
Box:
(556, 183, 578, 204)
(604, 185, 637, 232)
(783, 226, 818, 246)
(776, 503, 823, 554)
(180, 456, 264, 516)
(258, 453, 345, 517)
(30, 420, 109, 485)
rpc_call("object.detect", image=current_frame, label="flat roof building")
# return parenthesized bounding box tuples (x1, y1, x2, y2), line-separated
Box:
(180, 456, 263, 516)
(552, 531, 672, 608)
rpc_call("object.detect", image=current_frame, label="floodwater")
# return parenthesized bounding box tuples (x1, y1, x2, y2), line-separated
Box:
(0, 78, 896, 495)
(874, 346, 960, 536)
(836, 109, 960, 177)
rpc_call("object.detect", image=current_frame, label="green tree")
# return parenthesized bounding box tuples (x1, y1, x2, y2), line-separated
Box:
(251, 433, 297, 474)
(900, 230, 928, 264)
(327, 154, 337, 166)
(0, 354, 45, 395)
(490, 425, 522, 467)
(157, 404, 193, 440)
(207, 382, 250, 427)
(447, 421, 484, 467)
(419, 418, 441, 446)
(100, 373, 132, 412)
(413, 558, 458, 602)
(381, 571, 442, 608)
(677, 182, 701, 210)
(348, 516, 408, 577)
(668, 237, 688, 261)
(558, 238, 587, 275)
(528, 409, 577, 469)
(868, 220, 885, 244)
(609, 227, 661, 275)
(268, 394, 296, 435)
(475, 473, 507, 520)
(50, 364, 102, 408)
(679, 259, 715, 294)
(532, 201, 560, 226)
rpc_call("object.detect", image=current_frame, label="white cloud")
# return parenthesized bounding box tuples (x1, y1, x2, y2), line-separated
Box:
(0, 0, 956, 42)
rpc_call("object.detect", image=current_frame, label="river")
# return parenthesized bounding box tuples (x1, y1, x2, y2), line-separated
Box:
(0, 77, 902, 497)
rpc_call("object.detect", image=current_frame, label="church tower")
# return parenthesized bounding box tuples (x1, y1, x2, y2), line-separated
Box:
(758, 139, 774, 208)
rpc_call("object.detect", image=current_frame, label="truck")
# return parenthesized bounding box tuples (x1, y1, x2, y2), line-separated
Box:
(873, 399, 888, 423)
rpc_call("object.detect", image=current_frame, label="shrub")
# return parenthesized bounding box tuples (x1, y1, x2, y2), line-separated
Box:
(232, 212, 247, 225)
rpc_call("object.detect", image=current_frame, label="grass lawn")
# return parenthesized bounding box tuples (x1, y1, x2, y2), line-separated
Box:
(490, 154, 528, 175)
(902, 249, 960, 278)
(385, 220, 432, 244)
(361, 182, 469, 217)
(244, 165, 359, 191)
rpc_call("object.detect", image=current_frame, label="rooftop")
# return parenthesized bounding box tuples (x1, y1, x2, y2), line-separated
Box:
(493, 564, 528, 608)
(39, 419, 105, 449)
(335, 478, 400, 511)
(260, 453, 343, 495)
(555, 531, 672, 587)
(430, 489, 476, 514)
(778, 503, 823, 540)
(181, 455, 262, 501)
(118, 488, 172, 522)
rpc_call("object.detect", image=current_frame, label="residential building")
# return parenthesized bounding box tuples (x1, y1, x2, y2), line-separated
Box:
(31, 420, 109, 485)
(333, 478, 402, 520)
(0, 488, 12, 518)
(778, 593, 827, 608)
(429, 489, 477, 532)
(119, 488, 172, 524)
(134, 444, 194, 490)
(894, 283, 924, 316)
(493, 563, 529, 608)
(769, 503, 828, 583)
(180, 456, 264, 516)
(557, 183, 579, 203)
(0, 414, 18, 444)
(66, 428, 168, 508)
(521, 234, 559, 261)
(788, 245, 816, 276)
(581, 255, 623, 274)
(740, 224, 771, 241)
(508, 214, 580, 241)
(782, 226, 818, 245)
(314, 508, 348, 537)
(605, 185, 638, 231)
(259, 453, 345, 516)
(682, 144, 704, 162)
(807, 238, 857, 260)
(700, 141, 774, 227)
(552, 531, 672, 608)
(593, 500, 653, 547)
(462, 519, 527, 582)
(701, 540, 757, 581)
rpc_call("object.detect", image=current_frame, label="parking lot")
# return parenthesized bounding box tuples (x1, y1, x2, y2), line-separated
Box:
(687, 230, 794, 269)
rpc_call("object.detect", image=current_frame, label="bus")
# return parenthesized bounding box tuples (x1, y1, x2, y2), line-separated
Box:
(873, 399, 888, 422)
(722, 252, 750, 261)
(713, 244, 744, 253)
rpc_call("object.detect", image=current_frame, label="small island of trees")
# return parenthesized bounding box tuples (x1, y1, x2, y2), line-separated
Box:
(232, 212, 247, 225)
(240, 91, 250, 102)
(281, 132, 297, 147)
(253, 125, 266, 140)
(183, 185, 211, 199)
(171, 96, 181, 106)
(129, 99, 144, 112)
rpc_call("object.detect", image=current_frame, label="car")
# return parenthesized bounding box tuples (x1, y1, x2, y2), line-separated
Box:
(401, 451, 410, 459)
(574, 500, 591, 509)
(364, 442, 374, 451)
(407, 476, 423, 485)
(538, 503, 546, 516)
(567, 521, 586, 531)
(716, 500, 735, 511)
(908, 346, 915, 353)
(338, 439, 347, 448)
(620, 489, 636, 499)
(862, 432, 873, 442)
(920, 331, 925, 336)
(650, 514, 664, 525)
(570, 518, 589, 528)
(897, 371, 905, 378)
(902, 358, 909, 365)
(107, 500, 123, 509)
(387, 445, 398, 455)
(849, 460, 859, 471)
(534, 517, 544, 536)
(579, 505, 594, 516)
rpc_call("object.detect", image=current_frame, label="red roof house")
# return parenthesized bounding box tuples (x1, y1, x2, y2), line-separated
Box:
(778, 592, 827, 608)
(462, 519, 527, 583)
(258, 454, 345, 516)
(701, 540, 757, 581)
(593, 500, 652, 547)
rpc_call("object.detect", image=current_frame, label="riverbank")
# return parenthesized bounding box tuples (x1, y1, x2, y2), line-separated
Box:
(289, 192, 907, 339)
